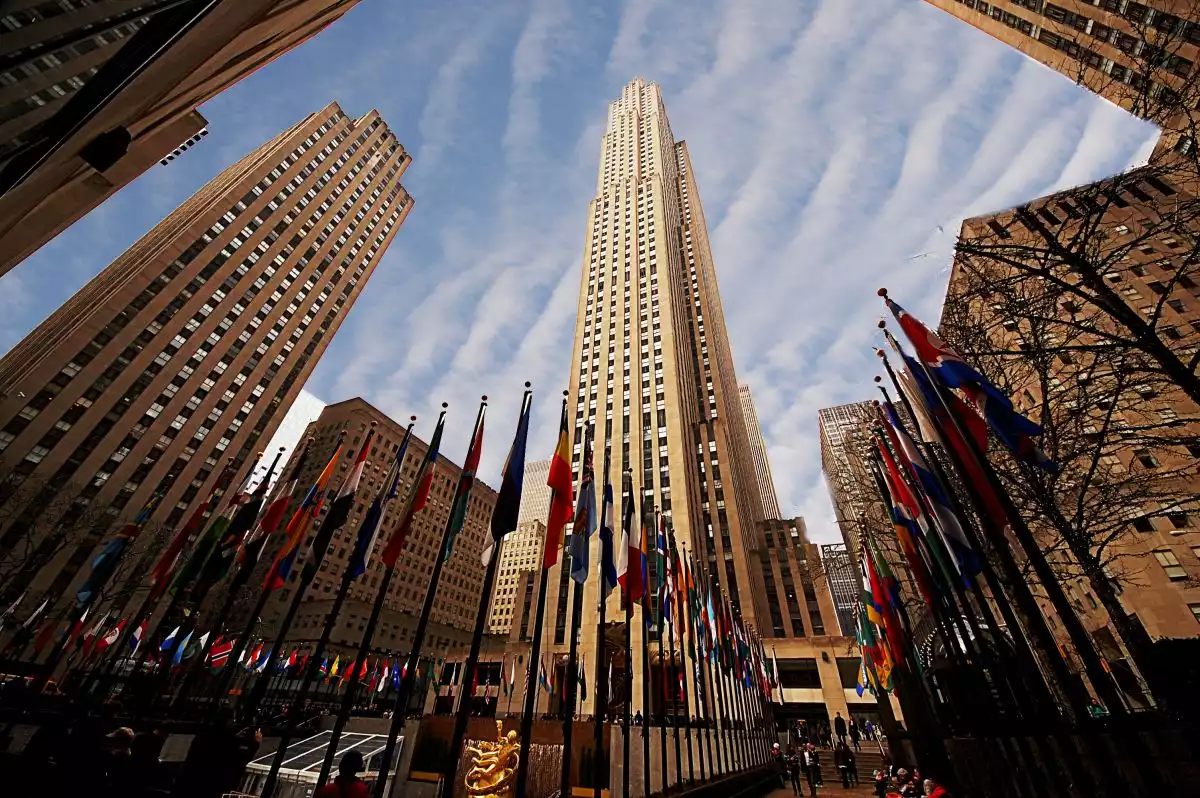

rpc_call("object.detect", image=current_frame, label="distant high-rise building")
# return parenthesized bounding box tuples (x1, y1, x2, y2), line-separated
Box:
(540, 78, 769, 723)
(253, 398, 497, 659)
(818, 402, 886, 558)
(0, 0, 367, 278)
(516, 458, 551, 526)
(486, 518, 545, 635)
(739, 383, 782, 520)
(0, 102, 412, 608)
(820, 542, 858, 638)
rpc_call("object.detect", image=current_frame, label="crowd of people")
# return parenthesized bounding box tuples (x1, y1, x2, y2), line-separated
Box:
(872, 762, 951, 798)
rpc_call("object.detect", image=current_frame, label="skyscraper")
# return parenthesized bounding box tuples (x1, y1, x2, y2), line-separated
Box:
(515, 458, 551, 525)
(921, 1, 1197, 153)
(487, 518, 545, 635)
(818, 401, 887, 558)
(820, 542, 858, 638)
(543, 78, 767, 719)
(0, 0, 367, 278)
(0, 101, 412, 609)
(739, 383, 782, 520)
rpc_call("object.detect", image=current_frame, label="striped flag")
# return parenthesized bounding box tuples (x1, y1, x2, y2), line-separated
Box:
(443, 402, 486, 562)
(543, 400, 574, 569)
(482, 394, 530, 565)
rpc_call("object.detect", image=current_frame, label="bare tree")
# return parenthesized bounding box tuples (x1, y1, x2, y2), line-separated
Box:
(940, 234, 1200, 694)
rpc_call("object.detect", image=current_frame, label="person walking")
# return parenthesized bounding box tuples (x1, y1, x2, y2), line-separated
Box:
(787, 747, 803, 796)
(314, 750, 369, 798)
(803, 744, 822, 796)
(833, 712, 847, 746)
(849, 719, 861, 752)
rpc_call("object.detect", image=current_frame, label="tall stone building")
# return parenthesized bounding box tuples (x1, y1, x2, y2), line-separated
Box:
(537, 78, 768, 721)
(755, 519, 889, 729)
(0, 101, 412, 610)
(820, 543, 859, 638)
(0, 0, 366, 278)
(922, 1, 1198, 154)
(486, 518, 545, 635)
(739, 383, 782, 520)
(252, 398, 497, 660)
(818, 402, 888, 559)
(925, 0, 1200, 676)
(515, 458, 551, 525)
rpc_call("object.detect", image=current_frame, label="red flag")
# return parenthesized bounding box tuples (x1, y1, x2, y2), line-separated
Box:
(543, 400, 574, 569)
(381, 413, 447, 568)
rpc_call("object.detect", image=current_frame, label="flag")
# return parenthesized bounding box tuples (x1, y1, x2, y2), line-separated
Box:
(253, 646, 272, 672)
(884, 294, 1057, 472)
(616, 471, 644, 602)
(95, 619, 124, 656)
(598, 478, 617, 597)
(350, 425, 413, 578)
(210, 638, 233, 671)
(187, 632, 210, 661)
(129, 620, 147, 653)
(381, 412, 447, 568)
(569, 432, 596, 584)
(874, 438, 938, 604)
(329, 655, 341, 679)
(392, 659, 401, 689)
(578, 655, 587, 693)
(159, 626, 180, 652)
(483, 395, 530, 565)
(171, 497, 241, 596)
(543, 401, 574, 569)
(0, 591, 26, 628)
(509, 658, 517, 697)
(771, 648, 781, 701)
(33, 619, 57, 653)
(378, 664, 389, 693)
(76, 492, 162, 605)
(444, 403, 486, 561)
(149, 466, 233, 600)
(265, 439, 345, 590)
(172, 629, 193, 668)
(256, 442, 314, 542)
(655, 514, 669, 626)
(341, 658, 356, 684)
(82, 611, 112, 659)
(539, 656, 550, 694)
(304, 429, 375, 583)
(880, 400, 980, 577)
(66, 607, 90, 651)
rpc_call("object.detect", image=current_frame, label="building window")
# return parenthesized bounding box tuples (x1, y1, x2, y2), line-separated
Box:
(1153, 550, 1187, 581)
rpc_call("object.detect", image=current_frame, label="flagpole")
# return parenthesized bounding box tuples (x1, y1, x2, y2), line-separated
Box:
(877, 304, 1121, 718)
(652, 510, 670, 793)
(247, 426, 375, 724)
(514, 391, 571, 798)
(169, 452, 288, 709)
(315, 417, 417, 785)
(592, 447, 611, 798)
(684, 547, 710, 782)
(667, 531, 691, 785)
(875, 353, 1067, 723)
(90, 459, 240, 693)
(640, 578, 652, 798)
(617, 472, 635, 798)
(375, 399, 492, 798)
(442, 386, 531, 798)
(559, 424, 592, 798)
(675, 542, 697, 784)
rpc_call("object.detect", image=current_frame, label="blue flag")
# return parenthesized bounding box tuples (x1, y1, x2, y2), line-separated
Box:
(349, 426, 413, 578)
(598, 481, 617, 597)
(569, 435, 596, 585)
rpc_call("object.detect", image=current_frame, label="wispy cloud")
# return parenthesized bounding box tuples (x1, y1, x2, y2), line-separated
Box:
(1, 0, 1157, 542)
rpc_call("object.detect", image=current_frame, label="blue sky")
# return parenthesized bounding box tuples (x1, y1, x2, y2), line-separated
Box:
(0, 0, 1158, 543)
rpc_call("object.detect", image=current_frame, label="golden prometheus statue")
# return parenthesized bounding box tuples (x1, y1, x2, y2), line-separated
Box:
(464, 720, 522, 798)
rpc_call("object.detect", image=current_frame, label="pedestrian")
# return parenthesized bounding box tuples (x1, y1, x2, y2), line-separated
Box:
(787, 746, 803, 796)
(833, 712, 847, 746)
(849, 718, 861, 752)
(633, 710, 643, 726)
(864, 719, 875, 740)
(129, 726, 168, 795)
(772, 743, 786, 788)
(99, 727, 136, 798)
(314, 750, 369, 798)
(803, 743, 823, 796)
(873, 769, 888, 798)
(923, 778, 951, 797)
(845, 745, 858, 786)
